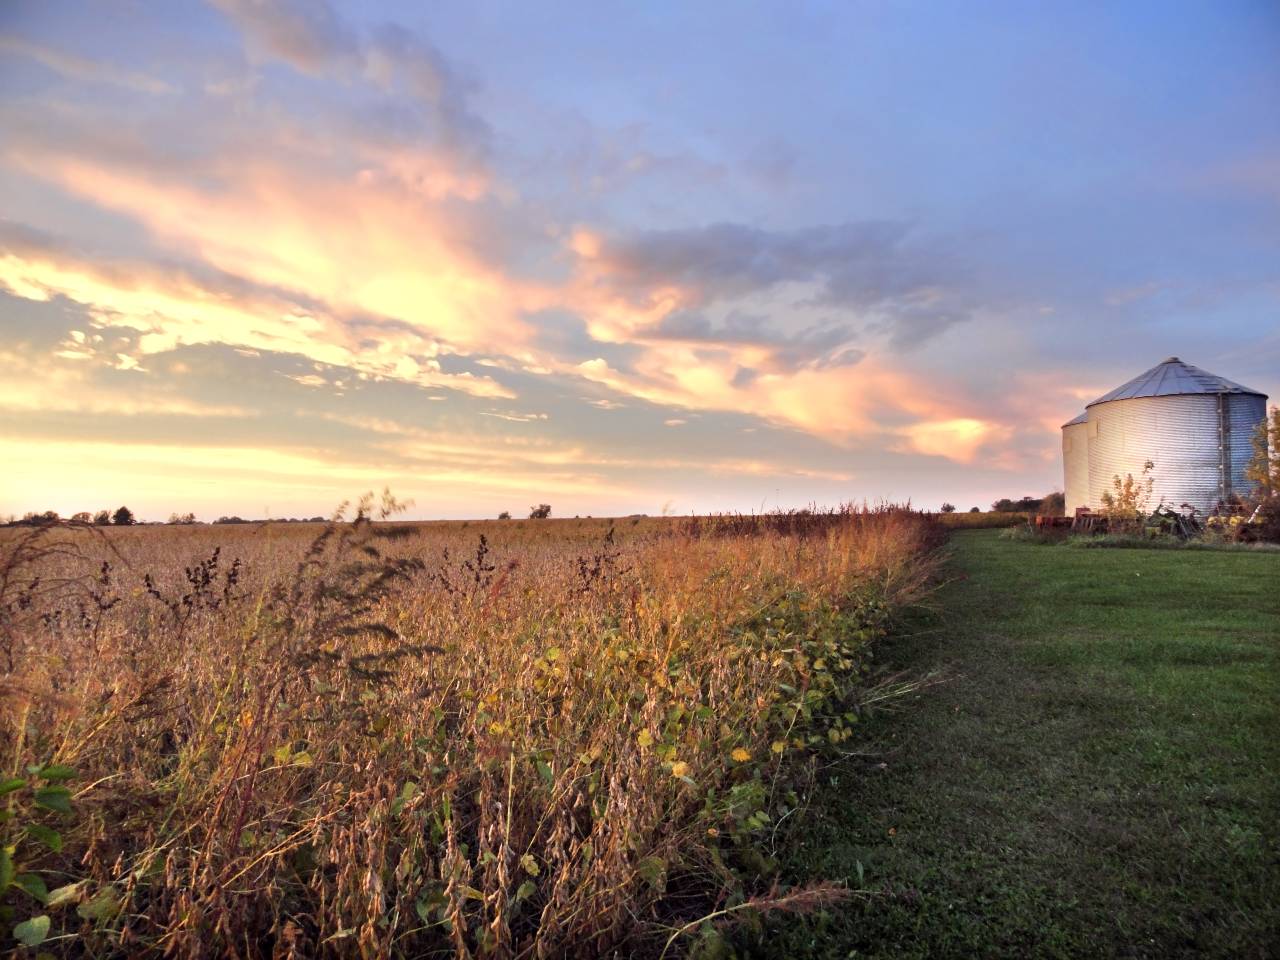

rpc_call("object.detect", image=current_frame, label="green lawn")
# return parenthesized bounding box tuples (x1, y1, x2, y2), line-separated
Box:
(755, 530, 1280, 959)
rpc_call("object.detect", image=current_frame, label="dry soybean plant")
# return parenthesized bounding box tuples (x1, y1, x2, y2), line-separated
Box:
(0, 499, 941, 958)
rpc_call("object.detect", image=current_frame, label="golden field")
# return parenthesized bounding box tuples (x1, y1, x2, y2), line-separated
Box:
(1, 502, 940, 958)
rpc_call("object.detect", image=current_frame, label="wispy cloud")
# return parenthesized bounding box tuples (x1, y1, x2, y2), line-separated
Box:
(0, 34, 175, 94)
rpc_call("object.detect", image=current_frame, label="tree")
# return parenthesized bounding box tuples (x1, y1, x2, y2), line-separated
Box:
(1042, 491, 1066, 516)
(71, 511, 92, 524)
(112, 505, 136, 526)
(940, 503, 956, 513)
(529, 504, 552, 519)
(968, 506, 980, 513)
(991, 496, 1044, 513)
(93, 509, 112, 525)
(1245, 405, 1279, 499)
(497, 510, 512, 520)
(1244, 406, 1280, 539)
(168, 512, 197, 524)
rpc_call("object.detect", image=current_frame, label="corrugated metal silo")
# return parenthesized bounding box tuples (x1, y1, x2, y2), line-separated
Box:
(1061, 412, 1089, 515)
(1083, 357, 1268, 513)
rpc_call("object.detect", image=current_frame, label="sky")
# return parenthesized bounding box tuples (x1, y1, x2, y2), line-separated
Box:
(1, 0, 1277, 520)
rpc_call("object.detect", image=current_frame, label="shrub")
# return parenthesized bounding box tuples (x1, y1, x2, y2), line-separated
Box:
(110, 506, 135, 526)
(1100, 461, 1154, 529)
(19, 511, 60, 527)
(528, 503, 552, 519)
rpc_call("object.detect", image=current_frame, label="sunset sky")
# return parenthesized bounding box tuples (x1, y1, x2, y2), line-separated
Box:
(2, 1, 1277, 520)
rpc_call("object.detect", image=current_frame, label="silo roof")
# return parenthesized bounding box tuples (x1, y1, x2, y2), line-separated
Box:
(1061, 411, 1087, 428)
(1086, 357, 1266, 407)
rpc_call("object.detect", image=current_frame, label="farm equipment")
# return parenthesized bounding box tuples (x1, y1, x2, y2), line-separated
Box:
(1144, 504, 1203, 540)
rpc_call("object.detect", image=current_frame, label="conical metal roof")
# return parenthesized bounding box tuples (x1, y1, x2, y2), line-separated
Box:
(1086, 357, 1266, 407)
(1061, 411, 1087, 428)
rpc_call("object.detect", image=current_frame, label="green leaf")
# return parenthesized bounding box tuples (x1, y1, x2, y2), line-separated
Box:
(13, 914, 50, 946)
(36, 765, 76, 782)
(415, 887, 445, 925)
(514, 879, 537, 903)
(390, 780, 418, 816)
(635, 855, 666, 889)
(33, 786, 72, 815)
(25, 825, 62, 853)
(76, 886, 121, 922)
(0, 848, 13, 891)
(534, 759, 554, 786)
(15, 874, 48, 903)
(0, 778, 26, 796)
(46, 882, 85, 910)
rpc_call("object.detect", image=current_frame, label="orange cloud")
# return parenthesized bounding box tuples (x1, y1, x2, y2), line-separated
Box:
(895, 417, 1009, 463)
(0, 245, 514, 399)
(572, 341, 980, 455)
(12, 148, 551, 360)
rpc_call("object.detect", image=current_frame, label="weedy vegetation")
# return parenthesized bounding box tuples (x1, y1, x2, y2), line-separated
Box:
(0, 495, 941, 958)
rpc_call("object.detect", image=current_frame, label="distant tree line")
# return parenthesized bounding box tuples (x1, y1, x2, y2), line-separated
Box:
(989, 492, 1066, 514)
(3, 508, 330, 527)
(6, 505, 138, 527)
(934, 493, 1064, 516)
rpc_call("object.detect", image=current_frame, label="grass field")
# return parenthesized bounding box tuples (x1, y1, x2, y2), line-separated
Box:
(761, 529, 1280, 959)
(0, 506, 940, 957)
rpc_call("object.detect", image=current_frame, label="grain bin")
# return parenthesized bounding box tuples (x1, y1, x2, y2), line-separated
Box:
(1061, 412, 1089, 515)
(1072, 357, 1267, 514)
